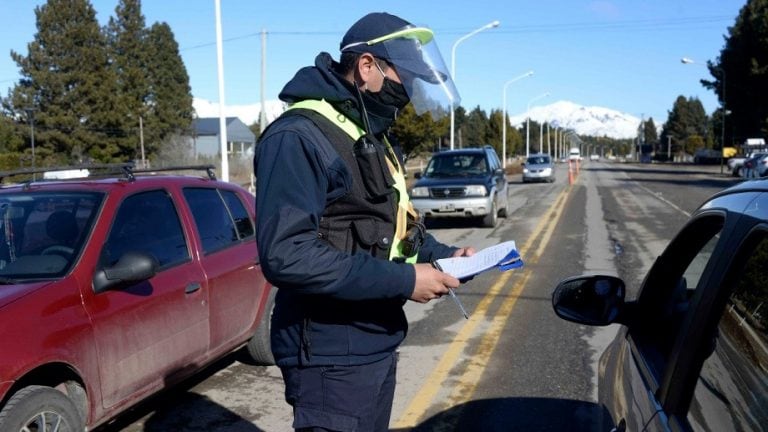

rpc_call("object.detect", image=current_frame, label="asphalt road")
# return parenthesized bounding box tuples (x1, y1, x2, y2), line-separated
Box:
(100, 161, 740, 432)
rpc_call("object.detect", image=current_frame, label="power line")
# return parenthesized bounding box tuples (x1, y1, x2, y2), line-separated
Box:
(178, 15, 733, 51)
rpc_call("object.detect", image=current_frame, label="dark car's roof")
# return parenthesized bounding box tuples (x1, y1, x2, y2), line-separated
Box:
(432, 148, 487, 156)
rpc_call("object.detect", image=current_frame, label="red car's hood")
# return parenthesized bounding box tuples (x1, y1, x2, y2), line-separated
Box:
(0, 281, 53, 309)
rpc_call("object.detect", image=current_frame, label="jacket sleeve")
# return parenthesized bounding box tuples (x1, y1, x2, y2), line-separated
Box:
(255, 122, 415, 301)
(417, 232, 458, 263)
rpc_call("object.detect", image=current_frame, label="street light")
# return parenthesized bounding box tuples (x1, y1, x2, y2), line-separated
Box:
(525, 92, 549, 157)
(502, 70, 533, 167)
(449, 20, 500, 150)
(681, 56, 727, 174)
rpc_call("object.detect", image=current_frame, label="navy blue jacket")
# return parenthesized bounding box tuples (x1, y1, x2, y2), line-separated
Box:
(255, 53, 456, 367)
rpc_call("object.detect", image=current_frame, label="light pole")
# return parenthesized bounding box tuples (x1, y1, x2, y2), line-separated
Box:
(450, 20, 500, 150)
(502, 70, 533, 167)
(525, 92, 549, 157)
(24, 107, 36, 171)
(682, 57, 726, 174)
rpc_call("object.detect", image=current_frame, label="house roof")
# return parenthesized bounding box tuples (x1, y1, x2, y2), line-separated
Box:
(193, 117, 255, 144)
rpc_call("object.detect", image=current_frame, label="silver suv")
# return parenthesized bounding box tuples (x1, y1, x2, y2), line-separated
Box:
(410, 146, 509, 227)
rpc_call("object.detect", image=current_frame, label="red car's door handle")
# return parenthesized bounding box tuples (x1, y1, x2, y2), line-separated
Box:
(185, 282, 202, 294)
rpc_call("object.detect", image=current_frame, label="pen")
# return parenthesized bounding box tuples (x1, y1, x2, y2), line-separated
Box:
(447, 287, 470, 319)
(432, 260, 470, 319)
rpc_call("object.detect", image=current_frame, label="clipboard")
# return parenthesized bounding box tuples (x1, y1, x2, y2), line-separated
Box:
(434, 241, 523, 280)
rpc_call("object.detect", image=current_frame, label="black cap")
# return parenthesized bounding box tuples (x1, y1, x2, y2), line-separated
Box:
(340, 12, 440, 84)
(340, 12, 412, 56)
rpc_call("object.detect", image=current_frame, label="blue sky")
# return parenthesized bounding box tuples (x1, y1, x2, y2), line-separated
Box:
(1, 0, 745, 125)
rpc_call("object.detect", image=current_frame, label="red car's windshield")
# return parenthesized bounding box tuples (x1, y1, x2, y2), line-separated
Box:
(0, 191, 103, 279)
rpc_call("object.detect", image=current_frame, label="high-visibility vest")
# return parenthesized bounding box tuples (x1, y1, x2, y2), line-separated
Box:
(287, 99, 418, 263)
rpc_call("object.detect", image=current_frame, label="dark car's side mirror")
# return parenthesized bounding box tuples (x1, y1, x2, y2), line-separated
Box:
(93, 251, 159, 293)
(552, 275, 626, 326)
(414, 172, 422, 179)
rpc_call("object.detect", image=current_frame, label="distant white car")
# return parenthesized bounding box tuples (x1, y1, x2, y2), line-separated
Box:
(568, 148, 581, 161)
(589, 154, 599, 161)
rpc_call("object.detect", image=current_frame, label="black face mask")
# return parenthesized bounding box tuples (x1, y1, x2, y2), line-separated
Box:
(368, 77, 410, 111)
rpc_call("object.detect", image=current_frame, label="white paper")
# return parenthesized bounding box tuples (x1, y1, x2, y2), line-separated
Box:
(435, 240, 518, 279)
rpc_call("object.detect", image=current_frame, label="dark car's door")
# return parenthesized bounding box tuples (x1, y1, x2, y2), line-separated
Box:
(601, 191, 768, 431)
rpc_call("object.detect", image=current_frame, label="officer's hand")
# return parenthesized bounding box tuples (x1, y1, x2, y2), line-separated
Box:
(410, 263, 460, 303)
(452, 247, 477, 283)
(452, 246, 477, 257)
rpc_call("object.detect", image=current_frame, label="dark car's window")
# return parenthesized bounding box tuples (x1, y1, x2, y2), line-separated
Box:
(687, 232, 768, 431)
(101, 190, 189, 269)
(220, 190, 254, 239)
(183, 188, 239, 254)
(630, 214, 724, 385)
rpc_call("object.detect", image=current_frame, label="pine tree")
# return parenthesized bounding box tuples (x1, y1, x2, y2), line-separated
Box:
(0, 114, 24, 154)
(463, 106, 489, 148)
(486, 109, 503, 156)
(391, 104, 444, 156)
(703, 0, 768, 141)
(106, 0, 149, 161)
(644, 118, 658, 148)
(9, 0, 123, 164)
(144, 22, 194, 160)
(661, 96, 710, 155)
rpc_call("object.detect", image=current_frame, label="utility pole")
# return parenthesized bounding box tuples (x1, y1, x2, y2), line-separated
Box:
(668, 136, 672, 161)
(139, 116, 146, 168)
(546, 122, 551, 156)
(214, 0, 229, 182)
(259, 28, 267, 135)
(24, 107, 36, 172)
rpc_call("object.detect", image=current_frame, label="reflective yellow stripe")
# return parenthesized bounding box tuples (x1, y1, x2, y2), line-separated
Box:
(383, 141, 417, 263)
(287, 99, 365, 139)
(288, 99, 415, 262)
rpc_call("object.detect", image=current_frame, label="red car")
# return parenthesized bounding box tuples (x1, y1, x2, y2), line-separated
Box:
(0, 164, 274, 431)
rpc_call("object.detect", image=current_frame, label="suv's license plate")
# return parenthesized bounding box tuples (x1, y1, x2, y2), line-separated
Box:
(440, 203, 455, 212)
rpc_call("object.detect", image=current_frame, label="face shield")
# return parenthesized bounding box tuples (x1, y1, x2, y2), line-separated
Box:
(343, 26, 460, 117)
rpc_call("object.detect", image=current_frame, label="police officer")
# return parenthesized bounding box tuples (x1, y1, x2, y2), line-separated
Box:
(255, 12, 475, 432)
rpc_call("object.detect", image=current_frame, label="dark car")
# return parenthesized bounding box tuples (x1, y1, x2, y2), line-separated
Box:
(410, 146, 509, 227)
(552, 180, 768, 431)
(0, 164, 274, 431)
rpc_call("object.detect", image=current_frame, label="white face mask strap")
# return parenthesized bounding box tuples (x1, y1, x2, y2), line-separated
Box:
(373, 61, 387, 79)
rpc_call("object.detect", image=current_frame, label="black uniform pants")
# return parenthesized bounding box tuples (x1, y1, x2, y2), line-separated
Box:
(280, 352, 397, 432)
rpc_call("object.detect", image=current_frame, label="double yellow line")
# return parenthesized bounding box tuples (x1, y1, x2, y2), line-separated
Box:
(393, 186, 572, 429)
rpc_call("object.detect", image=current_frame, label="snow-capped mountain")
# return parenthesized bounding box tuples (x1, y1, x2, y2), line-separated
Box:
(193, 97, 645, 140)
(193, 97, 286, 126)
(507, 100, 643, 140)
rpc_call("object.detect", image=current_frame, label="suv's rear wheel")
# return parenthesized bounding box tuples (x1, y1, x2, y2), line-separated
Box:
(246, 288, 276, 365)
(482, 200, 498, 227)
(0, 386, 83, 432)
